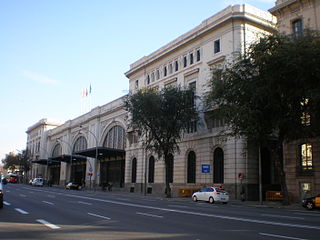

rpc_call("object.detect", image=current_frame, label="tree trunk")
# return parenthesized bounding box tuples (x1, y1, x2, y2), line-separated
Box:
(275, 141, 290, 205)
(164, 154, 171, 198)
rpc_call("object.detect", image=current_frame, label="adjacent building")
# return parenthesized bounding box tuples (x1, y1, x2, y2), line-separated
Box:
(270, 0, 320, 201)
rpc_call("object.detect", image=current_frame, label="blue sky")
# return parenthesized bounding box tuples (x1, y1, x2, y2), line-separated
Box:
(0, 0, 275, 161)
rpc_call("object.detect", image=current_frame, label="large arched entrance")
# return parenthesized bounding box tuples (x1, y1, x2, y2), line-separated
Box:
(100, 125, 126, 188)
(50, 144, 62, 185)
(213, 147, 224, 183)
(71, 136, 87, 183)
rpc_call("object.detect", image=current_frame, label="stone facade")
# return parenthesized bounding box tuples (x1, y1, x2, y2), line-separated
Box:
(125, 4, 276, 199)
(270, 0, 320, 34)
(26, 118, 63, 180)
(270, 0, 320, 202)
(26, 4, 278, 200)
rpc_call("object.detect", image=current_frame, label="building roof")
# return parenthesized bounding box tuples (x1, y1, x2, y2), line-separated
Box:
(125, 4, 276, 78)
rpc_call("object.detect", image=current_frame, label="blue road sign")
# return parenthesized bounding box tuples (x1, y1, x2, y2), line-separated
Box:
(202, 164, 210, 173)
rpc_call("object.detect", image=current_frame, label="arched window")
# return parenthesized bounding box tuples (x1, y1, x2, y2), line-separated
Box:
(187, 151, 196, 183)
(52, 144, 62, 157)
(213, 148, 224, 183)
(131, 158, 137, 183)
(103, 125, 126, 150)
(148, 156, 155, 183)
(166, 154, 174, 183)
(73, 136, 87, 152)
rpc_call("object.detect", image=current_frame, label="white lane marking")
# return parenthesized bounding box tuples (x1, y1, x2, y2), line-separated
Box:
(141, 198, 157, 202)
(293, 212, 320, 217)
(6, 190, 11, 193)
(42, 201, 54, 205)
(15, 208, 29, 214)
(19, 194, 26, 197)
(78, 201, 92, 205)
(4, 201, 11, 206)
(136, 212, 164, 218)
(36, 219, 60, 229)
(261, 214, 304, 220)
(259, 232, 308, 240)
(20, 187, 320, 230)
(168, 205, 191, 209)
(88, 212, 111, 220)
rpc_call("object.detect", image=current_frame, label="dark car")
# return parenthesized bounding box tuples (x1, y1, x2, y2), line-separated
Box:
(1, 177, 7, 185)
(302, 194, 320, 210)
(65, 182, 82, 190)
(0, 182, 3, 209)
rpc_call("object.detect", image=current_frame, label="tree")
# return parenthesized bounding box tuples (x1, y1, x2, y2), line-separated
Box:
(2, 152, 21, 172)
(2, 150, 30, 174)
(206, 31, 320, 204)
(125, 86, 198, 197)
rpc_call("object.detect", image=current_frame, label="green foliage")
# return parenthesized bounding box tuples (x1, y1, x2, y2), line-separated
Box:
(125, 86, 198, 159)
(2, 151, 30, 172)
(206, 31, 320, 143)
(2, 152, 21, 171)
(206, 30, 320, 204)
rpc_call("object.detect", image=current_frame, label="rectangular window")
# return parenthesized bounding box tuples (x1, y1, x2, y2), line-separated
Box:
(169, 63, 173, 74)
(214, 39, 221, 53)
(183, 56, 187, 67)
(175, 60, 179, 71)
(292, 19, 303, 38)
(135, 80, 139, 89)
(164, 66, 167, 77)
(156, 70, 160, 80)
(189, 53, 194, 65)
(196, 49, 201, 61)
(301, 143, 313, 171)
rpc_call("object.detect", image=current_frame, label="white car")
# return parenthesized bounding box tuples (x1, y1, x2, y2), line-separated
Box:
(32, 178, 43, 187)
(192, 187, 229, 204)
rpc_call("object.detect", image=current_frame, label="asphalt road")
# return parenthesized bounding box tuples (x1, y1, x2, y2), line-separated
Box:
(1, 184, 320, 240)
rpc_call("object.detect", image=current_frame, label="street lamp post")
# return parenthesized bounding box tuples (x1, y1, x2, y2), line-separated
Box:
(79, 125, 99, 191)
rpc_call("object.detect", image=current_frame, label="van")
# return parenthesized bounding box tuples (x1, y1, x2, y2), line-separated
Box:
(32, 178, 43, 187)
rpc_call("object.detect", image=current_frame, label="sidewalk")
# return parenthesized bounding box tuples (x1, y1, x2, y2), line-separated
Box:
(91, 188, 304, 210)
(49, 184, 304, 210)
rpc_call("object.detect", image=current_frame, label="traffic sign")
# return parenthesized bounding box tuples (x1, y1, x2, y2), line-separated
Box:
(202, 164, 211, 173)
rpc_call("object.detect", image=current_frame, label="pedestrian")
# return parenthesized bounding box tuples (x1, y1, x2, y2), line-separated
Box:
(108, 182, 112, 191)
(82, 179, 86, 190)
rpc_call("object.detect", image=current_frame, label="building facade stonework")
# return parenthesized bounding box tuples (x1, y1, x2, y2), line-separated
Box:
(125, 5, 276, 198)
(26, 4, 281, 200)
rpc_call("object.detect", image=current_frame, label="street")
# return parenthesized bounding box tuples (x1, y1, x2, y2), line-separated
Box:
(1, 184, 320, 240)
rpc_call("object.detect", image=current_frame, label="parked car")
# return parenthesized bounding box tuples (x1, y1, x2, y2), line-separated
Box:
(0, 181, 3, 209)
(65, 182, 82, 190)
(29, 178, 34, 185)
(192, 187, 229, 204)
(302, 194, 320, 210)
(1, 177, 7, 185)
(32, 178, 43, 187)
(8, 174, 18, 183)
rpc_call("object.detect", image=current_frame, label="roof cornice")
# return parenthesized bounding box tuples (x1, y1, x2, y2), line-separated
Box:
(125, 4, 276, 78)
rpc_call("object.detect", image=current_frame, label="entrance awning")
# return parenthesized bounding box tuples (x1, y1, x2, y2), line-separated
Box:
(32, 159, 60, 166)
(49, 154, 87, 163)
(75, 147, 125, 159)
